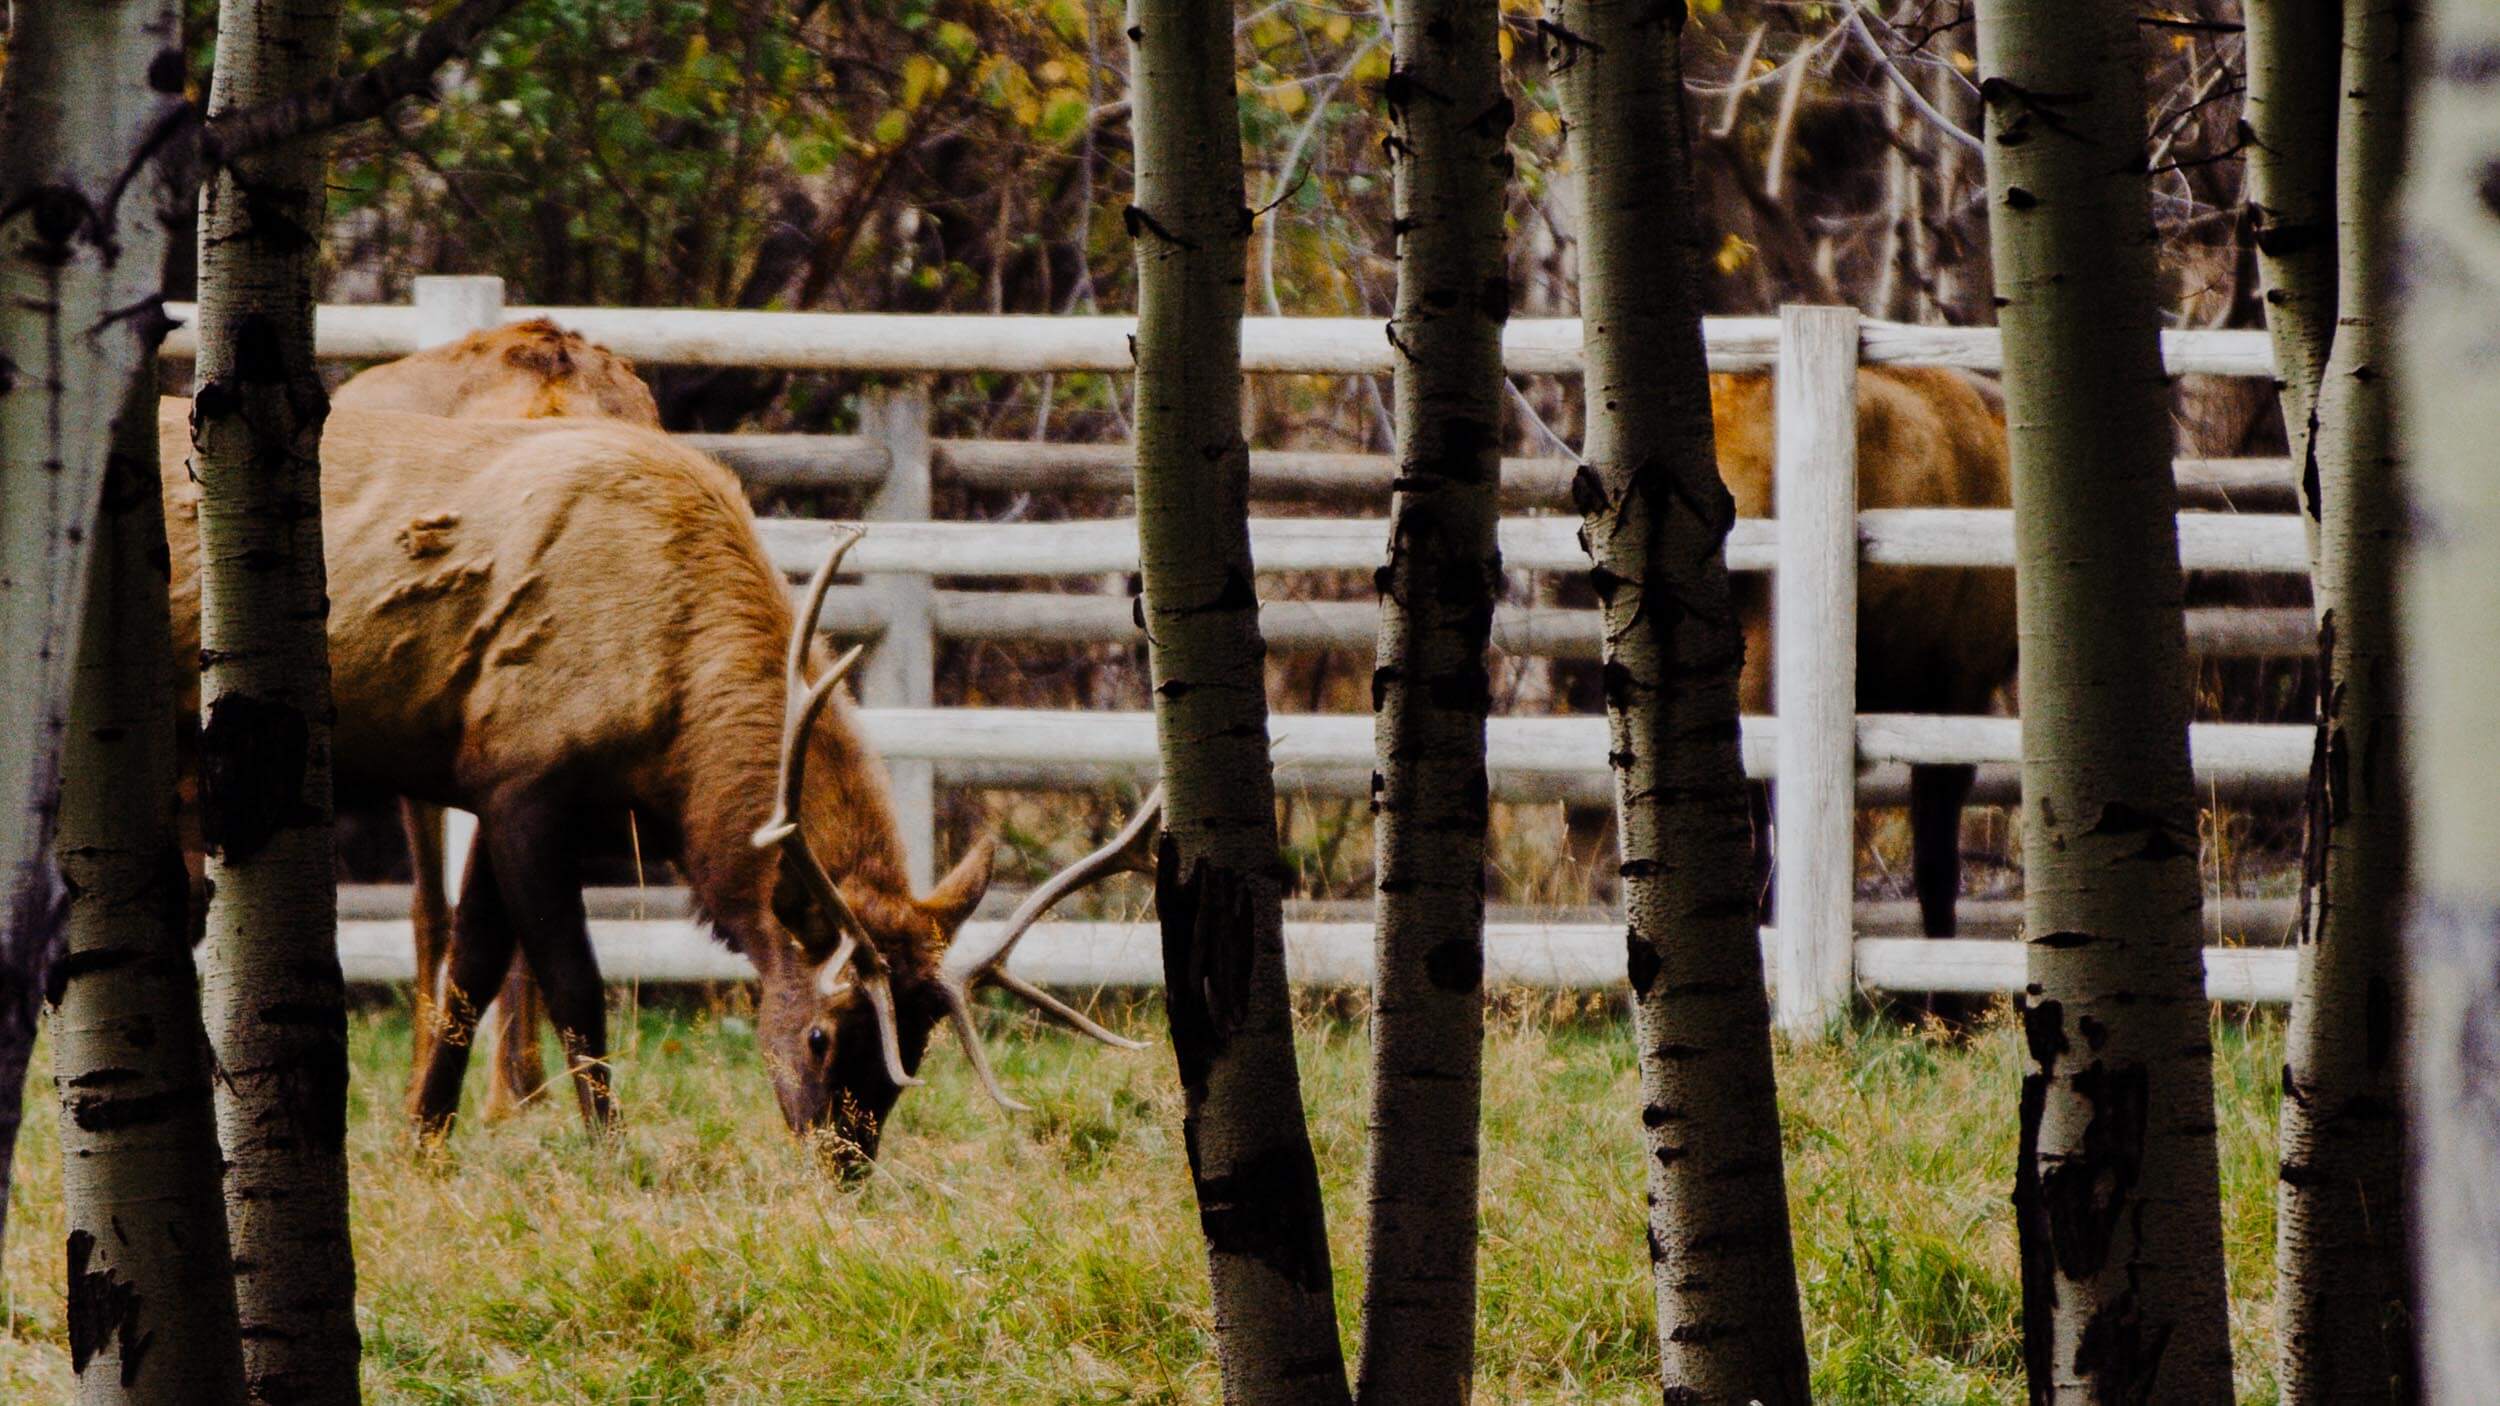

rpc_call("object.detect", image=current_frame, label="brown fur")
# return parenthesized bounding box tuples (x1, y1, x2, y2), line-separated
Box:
(1712, 366, 2015, 968)
(331, 319, 663, 426)
(158, 402, 989, 1156)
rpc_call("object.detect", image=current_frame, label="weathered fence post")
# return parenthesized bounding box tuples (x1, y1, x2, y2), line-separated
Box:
(1770, 304, 1861, 1034)
(861, 385, 938, 888)
(411, 276, 505, 893)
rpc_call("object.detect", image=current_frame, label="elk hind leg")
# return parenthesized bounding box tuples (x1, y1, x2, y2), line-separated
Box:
(482, 958, 550, 1118)
(482, 794, 616, 1130)
(410, 836, 515, 1140)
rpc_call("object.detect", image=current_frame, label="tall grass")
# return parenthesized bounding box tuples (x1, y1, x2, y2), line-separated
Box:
(3, 995, 2284, 1403)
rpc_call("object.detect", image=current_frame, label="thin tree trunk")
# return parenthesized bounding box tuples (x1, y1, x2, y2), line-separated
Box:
(1973, 2, 2237, 1400)
(1356, 2, 1505, 1401)
(2395, 2, 2500, 1394)
(2274, 7, 2416, 1403)
(0, 0, 191, 1251)
(1125, 3, 1350, 1402)
(54, 367, 248, 1406)
(1545, 5, 1811, 1402)
(2245, 0, 2342, 547)
(192, 2, 362, 1399)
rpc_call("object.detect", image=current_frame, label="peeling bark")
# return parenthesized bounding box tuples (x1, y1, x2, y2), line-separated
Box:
(53, 369, 246, 1406)
(0, 0, 192, 1255)
(1354, 3, 1507, 1403)
(1126, 2, 1349, 1401)
(2395, 2, 2500, 1393)
(1546, 3, 1811, 1402)
(1975, 2, 2236, 1400)
(2274, 5, 2416, 1403)
(191, 2, 363, 1400)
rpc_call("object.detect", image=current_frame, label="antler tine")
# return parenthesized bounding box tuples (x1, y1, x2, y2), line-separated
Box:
(786, 528, 863, 693)
(747, 636, 917, 1088)
(938, 984, 1028, 1113)
(927, 789, 1161, 1102)
(940, 787, 1163, 992)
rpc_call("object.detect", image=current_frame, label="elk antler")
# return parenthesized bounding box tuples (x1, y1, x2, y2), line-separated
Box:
(933, 787, 1163, 1111)
(750, 532, 922, 1089)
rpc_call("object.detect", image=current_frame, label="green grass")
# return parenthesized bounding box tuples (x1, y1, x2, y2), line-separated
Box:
(3, 995, 2287, 1403)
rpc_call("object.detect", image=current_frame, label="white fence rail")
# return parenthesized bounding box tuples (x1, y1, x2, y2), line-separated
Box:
(181, 278, 2305, 1019)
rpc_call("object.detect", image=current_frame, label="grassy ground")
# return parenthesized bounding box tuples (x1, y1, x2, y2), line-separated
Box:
(3, 994, 2286, 1403)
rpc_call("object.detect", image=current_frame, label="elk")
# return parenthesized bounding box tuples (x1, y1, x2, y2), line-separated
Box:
(158, 401, 1150, 1163)
(1716, 365, 2016, 954)
(327, 319, 663, 1115)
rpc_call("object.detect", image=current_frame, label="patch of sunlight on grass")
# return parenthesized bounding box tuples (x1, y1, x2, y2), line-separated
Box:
(3, 993, 2285, 1403)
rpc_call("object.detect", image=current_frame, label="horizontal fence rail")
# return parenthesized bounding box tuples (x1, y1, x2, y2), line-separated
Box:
(162, 303, 2280, 378)
(330, 916, 2294, 1003)
(755, 511, 2311, 580)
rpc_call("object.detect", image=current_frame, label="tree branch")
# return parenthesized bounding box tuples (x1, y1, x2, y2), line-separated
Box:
(198, 0, 530, 167)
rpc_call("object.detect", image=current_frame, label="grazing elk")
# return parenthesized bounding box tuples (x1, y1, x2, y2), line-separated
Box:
(328, 319, 664, 1116)
(1716, 365, 2016, 958)
(159, 402, 1150, 1164)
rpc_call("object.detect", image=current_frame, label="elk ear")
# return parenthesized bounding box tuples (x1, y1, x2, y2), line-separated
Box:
(920, 834, 996, 932)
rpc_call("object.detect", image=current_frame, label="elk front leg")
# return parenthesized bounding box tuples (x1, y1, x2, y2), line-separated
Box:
(410, 834, 514, 1139)
(403, 799, 455, 1099)
(483, 794, 616, 1130)
(1909, 762, 1978, 1028)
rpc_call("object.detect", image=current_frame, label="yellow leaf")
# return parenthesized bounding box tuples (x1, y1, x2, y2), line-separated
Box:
(1324, 14, 1353, 43)
(1713, 233, 1755, 275)
(1269, 81, 1309, 116)
(1952, 50, 1976, 74)
(1498, 27, 1515, 63)
(1528, 108, 1562, 139)
(1039, 60, 1069, 85)
(902, 54, 942, 111)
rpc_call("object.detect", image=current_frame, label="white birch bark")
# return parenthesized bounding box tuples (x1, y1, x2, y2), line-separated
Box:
(1974, 1, 2235, 1399)
(191, 2, 362, 1399)
(2396, 1, 2500, 1395)
(0, 0, 191, 1250)
(1356, 3, 1505, 1400)
(53, 370, 246, 1406)
(1126, 1, 1350, 1401)
(1546, 3, 1810, 1401)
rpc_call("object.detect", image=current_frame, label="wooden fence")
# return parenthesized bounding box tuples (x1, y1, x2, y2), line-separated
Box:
(165, 277, 2308, 1025)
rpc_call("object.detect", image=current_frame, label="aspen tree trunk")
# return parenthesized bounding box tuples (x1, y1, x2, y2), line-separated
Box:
(192, 2, 362, 1399)
(0, 0, 190, 1249)
(2395, 2, 2500, 1394)
(2274, 7, 2416, 1402)
(1974, 2, 2236, 1399)
(1126, 3, 1350, 1401)
(1357, 2, 1506, 1401)
(53, 371, 248, 1406)
(1546, 5, 1810, 1402)
(2245, 0, 2343, 539)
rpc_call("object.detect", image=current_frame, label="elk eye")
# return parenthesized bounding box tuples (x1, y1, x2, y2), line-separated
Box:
(806, 1026, 830, 1060)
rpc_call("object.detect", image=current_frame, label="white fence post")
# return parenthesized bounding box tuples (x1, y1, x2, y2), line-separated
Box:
(1770, 304, 1861, 1035)
(410, 277, 507, 895)
(861, 386, 938, 889)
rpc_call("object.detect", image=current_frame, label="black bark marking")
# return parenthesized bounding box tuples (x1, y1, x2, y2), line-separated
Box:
(2004, 186, 2039, 211)
(1121, 203, 1196, 250)
(2041, 1061, 2150, 1283)
(67, 1228, 153, 1386)
(197, 694, 317, 863)
(2015, 1070, 2056, 1396)
(2032, 930, 2097, 950)
(2251, 216, 2327, 258)
(2479, 160, 2500, 223)
(1156, 837, 1259, 1094)
(1625, 930, 1662, 997)
(2073, 1291, 2173, 1402)
(2083, 801, 2192, 863)
(2023, 997, 2068, 1070)
(148, 48, 188, 93)
(1423, 937, 1482, 993)
(68, 1086, 210, 1135)
(1185, 1134, 1336, 1295)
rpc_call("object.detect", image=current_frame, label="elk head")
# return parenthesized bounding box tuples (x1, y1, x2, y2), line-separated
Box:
(751, 535, 1158, 1169)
